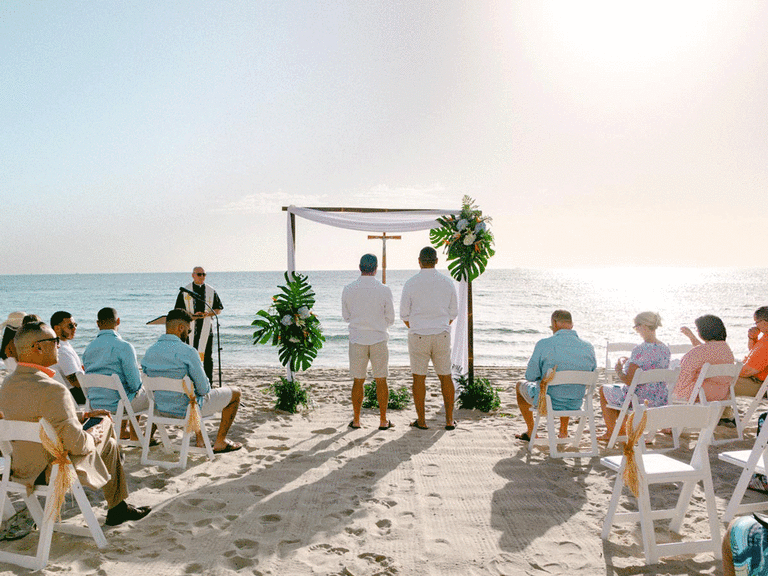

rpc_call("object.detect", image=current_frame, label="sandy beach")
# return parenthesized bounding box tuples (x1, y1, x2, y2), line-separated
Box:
(0, 365, 761, 575)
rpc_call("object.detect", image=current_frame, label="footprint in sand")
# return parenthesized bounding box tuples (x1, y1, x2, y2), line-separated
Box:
(247, 484, 273, 497)
(376, 519, 392, 533)
(310, 543, 350, 555)
(423, 463, 440, 477)
(267, 435, 289, 441)
(260, 513, 282, 524)
(345, 526, 366, 537)
(226, 555, 257, 570)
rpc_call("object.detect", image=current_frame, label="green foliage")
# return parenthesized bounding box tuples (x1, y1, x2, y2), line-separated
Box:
(252, 272, 325, 372)
(456, 373, 501, 412)
(269, 376, 311, 413)
(429, 195, 495, 282)
(362, 381, 411, 410)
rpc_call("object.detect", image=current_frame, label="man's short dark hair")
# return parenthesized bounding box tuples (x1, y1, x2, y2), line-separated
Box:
(359, 254, 377, 274)
(418, 246, 437, 263)
(166, 308, 192, 324)
(50, 311, 72, 327)
(97, 307, 117, 323)
(695, 315, 727, 342)
(1, 327, 16, 360)
(551, 309, 572, 323)
(756, 307, 768, 323)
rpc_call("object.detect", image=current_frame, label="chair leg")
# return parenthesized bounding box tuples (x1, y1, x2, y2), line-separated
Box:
(602, 470, 625, 539)
(636, 481, 658, 564)
(723, 465, 756, 523)
(702, 473, 722, 559)
(528, 413, 541, 453)
(669, 478, 697, 533)
(69, 480, 107, 548)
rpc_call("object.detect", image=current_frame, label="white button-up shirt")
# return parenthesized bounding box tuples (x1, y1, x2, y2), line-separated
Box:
(400, 268, 458, 335)
(341, 275, 395, 345)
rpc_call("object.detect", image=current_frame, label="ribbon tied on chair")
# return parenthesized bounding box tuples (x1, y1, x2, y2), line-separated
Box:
(537, 366, 557, 417)
(181, 379, 203, 435)
(38, 418, 77, 522)
(622, 407, 649, 498)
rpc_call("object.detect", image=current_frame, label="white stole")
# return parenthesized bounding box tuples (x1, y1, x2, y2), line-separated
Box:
(182, 283, 215, 358)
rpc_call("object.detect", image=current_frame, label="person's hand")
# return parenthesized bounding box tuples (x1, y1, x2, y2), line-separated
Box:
(681, 326, 695, 339)
(83, 409, 110, 420)
(615, 357, 627, 373)
(749, 326, 761, 340)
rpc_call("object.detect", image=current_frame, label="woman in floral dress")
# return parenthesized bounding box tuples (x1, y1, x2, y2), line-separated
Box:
(598, 311, 671, 441)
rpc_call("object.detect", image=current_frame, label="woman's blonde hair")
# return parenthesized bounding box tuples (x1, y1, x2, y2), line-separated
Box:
(634, 311, 662, 330)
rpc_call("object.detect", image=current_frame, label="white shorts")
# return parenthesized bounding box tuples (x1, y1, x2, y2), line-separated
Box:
(408, 332, 451, 375)
(201, 387, 234, 417)
(349, 341, 389, 379)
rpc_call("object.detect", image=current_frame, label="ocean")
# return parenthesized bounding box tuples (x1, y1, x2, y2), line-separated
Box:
(1, 268, 767, 372)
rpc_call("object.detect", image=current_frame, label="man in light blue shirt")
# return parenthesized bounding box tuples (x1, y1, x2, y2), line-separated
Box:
(83, 307, 149, 440)
(141, 308, 242, 454)
(516, 309, 596, 441)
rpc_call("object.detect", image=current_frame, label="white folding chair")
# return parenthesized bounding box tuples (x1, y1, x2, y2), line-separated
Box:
(678, 362, 743, 445)
(53, 368, 86, 408)
(0, 419, 107, 570)
(140, 376, 215, 469)
(667, 343, 693, 369)
(605, 368, 680, 449)
(741, 378, 768, 433)
(601, 403, 722, 564)
(604, 341, 636, 383)
(78, 373, 147, 448)
(528, 370, 599, 458)
(719, 415, 768, 523)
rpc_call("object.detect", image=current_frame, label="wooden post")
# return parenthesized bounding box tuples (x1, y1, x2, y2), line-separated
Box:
(367, 232, 401, 284)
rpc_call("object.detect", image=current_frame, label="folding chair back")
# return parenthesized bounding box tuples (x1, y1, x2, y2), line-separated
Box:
(0, 419, 107, 570)
(78, 373, 147, 448)
(683, 362, 743, 445)
(528, 370, 599, 458)
(601, 403, 722, 564)
(667, 343, 693, 369)
(605, 368, 680, 449)
(741, 379, 768, 433)
(140, 375, 215, 469)
(719, 414, 768, 522)
(604, 341, 636, 382)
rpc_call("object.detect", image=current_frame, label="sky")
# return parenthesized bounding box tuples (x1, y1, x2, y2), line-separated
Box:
(1, 1, 766, 275)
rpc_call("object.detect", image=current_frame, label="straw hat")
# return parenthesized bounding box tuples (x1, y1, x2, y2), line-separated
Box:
(0, 312, 26, 331)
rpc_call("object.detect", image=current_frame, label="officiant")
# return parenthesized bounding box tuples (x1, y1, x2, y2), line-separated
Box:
(175, 266, 223, 382)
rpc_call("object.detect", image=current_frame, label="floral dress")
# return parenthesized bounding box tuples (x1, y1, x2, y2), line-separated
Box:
(603, 342, 671, 407)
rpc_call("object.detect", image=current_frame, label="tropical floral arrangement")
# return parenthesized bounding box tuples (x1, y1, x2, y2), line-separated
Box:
(362, 381, 411, 410)
(429, 195, 494, 282)
(252, 272, 325, 373)
(455, 373, 501, 412)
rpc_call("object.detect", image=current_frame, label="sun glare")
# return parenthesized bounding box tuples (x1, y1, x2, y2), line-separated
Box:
(546, 0, 723, 64)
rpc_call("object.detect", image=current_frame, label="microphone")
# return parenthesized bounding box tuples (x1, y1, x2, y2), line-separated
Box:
(179, 287, 205, 301)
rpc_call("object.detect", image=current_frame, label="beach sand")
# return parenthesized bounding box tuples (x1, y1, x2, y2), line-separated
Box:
(0, 366, 759, 575)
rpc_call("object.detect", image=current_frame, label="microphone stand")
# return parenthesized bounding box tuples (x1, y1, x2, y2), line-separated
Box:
(179, 288, 222, 388)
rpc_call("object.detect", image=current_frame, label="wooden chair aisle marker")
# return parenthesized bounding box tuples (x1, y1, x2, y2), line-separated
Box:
(367, 232, 400, 284)
(38, 418, 76, 523)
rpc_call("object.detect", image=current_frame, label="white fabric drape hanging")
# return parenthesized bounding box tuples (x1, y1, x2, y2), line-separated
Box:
(285, 206, 468, 377)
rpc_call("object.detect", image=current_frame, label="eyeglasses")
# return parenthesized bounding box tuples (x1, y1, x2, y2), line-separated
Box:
(195, 273, 206, 277)
(35, 336, 60, 346)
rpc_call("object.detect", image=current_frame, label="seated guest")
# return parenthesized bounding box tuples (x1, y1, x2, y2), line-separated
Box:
(515, 310, 596, 441)
(0, 321, 150, 525)
(1, 311, 26, 372)
(50, 310, 86, 404)
(141, 308, 242, 454)
(720, 306, 768, 425)
(672, 315, 735, 403)
(82, 307, 149, 440)
(599, 312, 670, 442)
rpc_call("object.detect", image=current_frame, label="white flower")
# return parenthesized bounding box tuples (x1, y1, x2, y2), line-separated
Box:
(297, 306, 311, 319)
(281, 315, 293, 326)
(296, 319, 305, 327)
(474, 221, 486, 233)
(456, 219, 469, 231)
(463, 233, 476, 245)
(288, 337, 300, 343)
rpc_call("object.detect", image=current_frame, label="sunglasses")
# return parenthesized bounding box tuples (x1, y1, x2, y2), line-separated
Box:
(35, 336, 60, 346)
(195, 273, 206, 277)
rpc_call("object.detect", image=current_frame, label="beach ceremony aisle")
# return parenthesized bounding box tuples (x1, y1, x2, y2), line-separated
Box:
(0, 365, 750, 575)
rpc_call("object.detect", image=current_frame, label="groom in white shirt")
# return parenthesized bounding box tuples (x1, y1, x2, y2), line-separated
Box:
(342, 254, 395, 430)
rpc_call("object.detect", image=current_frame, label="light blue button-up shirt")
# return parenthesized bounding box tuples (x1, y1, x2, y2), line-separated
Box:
(82, 329, 143, 412)
(525, 329, 597, 410)
(141, 334, 210, 417)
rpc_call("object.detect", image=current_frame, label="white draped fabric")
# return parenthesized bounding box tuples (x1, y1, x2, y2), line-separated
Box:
(284, 206, 468, 378)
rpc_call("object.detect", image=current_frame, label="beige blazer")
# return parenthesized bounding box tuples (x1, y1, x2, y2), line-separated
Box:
(0, 365, 110, 491)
